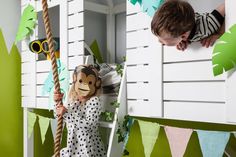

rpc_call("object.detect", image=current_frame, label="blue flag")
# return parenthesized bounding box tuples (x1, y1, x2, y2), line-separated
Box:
(197, 130, 230, 157)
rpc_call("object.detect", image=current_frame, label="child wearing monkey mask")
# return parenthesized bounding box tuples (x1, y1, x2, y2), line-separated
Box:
(54, 65, 106, 157)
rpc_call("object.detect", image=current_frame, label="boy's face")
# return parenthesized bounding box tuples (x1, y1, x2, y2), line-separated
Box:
(157, 31, 189, 46)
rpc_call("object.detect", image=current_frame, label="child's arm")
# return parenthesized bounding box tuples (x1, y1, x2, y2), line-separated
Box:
(54, 92, 67, 116)
(201, 22, 225, 48)
(201, 3, 225, 48)
(216, 3, 225, 17)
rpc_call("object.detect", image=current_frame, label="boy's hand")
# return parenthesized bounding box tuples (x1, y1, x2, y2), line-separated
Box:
(200, 34, 220, 48)
(56, 105, 67, 116)
(176, 40, 189, 51)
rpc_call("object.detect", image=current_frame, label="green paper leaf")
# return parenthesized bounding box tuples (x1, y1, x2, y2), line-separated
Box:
(142, 0, 164, 17)
(38, 115, 50, 144)
(128, 0, 142, 5)
(138, 120, 160, 157)
(27, 112, 37, 138)
(90, 40, 104, 63)
(15, 5, 37, 43)
(212, 24, 236, 76)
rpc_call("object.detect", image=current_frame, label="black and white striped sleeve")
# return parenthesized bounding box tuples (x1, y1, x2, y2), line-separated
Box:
(202, 10, 224, 35)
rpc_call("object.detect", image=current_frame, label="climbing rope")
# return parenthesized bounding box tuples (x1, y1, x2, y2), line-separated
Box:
(42, 0, 63, 156)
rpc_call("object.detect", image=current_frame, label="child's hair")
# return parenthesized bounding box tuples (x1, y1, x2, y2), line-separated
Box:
(68, 65, 101, 103)
(151, 0, 195, 38)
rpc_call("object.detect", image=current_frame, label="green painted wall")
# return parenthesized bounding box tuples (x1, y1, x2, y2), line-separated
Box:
(125, 117, 236, 157)
(0, 29, 23, 157)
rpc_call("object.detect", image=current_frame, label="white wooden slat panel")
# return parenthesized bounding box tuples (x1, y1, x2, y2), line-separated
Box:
(127, 12, 151, 31)
(164, 102, 226, 123)
(68, 56, 84, 70)
(68, 41, 84, 56)
(226, 0, 236, 123)
(36, 72, 49, 85)
(164, 82, 225, 102)
(68, 27, 84, 42)
(36, 85, 49, 97)
(22, 62, 35, 74)
(36, 60, 51, 72)
(22, 85, 34, 96)
(22, 97, 35, 108)
(127, 30, 150, 48)
(21, 40, 29, 52)
(128, 100, 161, 118)
(126, 47, 156, 65)
(68, 0, 84, 14)
(127, 2, 141, 15)
(127, 83, 151, 100)
(164, 61, 225, 81)
(21, 51, 35, 63)
(36, 97, 51, 109)
(164, 42, 213, 62)
(22, 74, 34, 85)
(68, 12, 84, 28)
(127, 65, 151, 82)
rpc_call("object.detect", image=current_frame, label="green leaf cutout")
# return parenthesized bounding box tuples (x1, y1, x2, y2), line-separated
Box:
(90, 40, 104, 64)
(128, 0, 142, 5)
(212, 24, 236, 76)
(142, 0, 164, 17)
(15, 5, 37, 43)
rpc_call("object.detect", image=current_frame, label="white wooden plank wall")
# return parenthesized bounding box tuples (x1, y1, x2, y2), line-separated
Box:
(225, 0, 236, 123)
(163, 41, 226, 124)
(21, 1, 37, 108)
(126, 2, 162, 118)
(21, 0, 85, 109)
(163, 0, 226, 123)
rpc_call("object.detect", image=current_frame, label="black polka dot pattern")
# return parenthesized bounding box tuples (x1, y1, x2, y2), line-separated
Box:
(59, 96, 106, 157)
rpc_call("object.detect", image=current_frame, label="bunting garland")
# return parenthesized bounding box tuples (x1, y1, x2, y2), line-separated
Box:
(124, 119, 236, 157)
(27, 111, 52, 144)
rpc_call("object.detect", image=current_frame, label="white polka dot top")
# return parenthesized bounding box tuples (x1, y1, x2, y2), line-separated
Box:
(60, 96, 106, 157)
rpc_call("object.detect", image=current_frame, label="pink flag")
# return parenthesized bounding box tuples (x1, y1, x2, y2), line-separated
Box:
(164, 126, 193, 157)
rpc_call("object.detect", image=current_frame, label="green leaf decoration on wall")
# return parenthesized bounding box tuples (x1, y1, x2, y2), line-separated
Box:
(90, 40, 104, 64)
(15, 5, 37, 43)
(129, 0, 142, 5)
(42, 59, 69, 109)
(128, 0, 164, 17)
(212, 24, 236, 76)
(142, 0, 164, 17)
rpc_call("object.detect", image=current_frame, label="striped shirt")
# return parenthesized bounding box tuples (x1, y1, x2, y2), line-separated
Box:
(188, 10, 225, 42)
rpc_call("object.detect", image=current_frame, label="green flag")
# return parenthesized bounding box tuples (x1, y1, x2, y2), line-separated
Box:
(38, 115, 50, 143)
(138, 120, 160, 157)
(27, 112, 37, 138)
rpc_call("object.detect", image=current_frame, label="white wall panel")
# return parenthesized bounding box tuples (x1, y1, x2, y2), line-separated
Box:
(164, 82, 225, 102)
(164, 102, 226, 123)
(164, 61, 225, 81)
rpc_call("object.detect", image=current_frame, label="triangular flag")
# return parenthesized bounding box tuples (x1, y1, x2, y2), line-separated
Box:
(27, 112, 37, 138)
(50, 119, 57, 139)
(38, 115, 50, 144)
(138, 120, 160, 157)
(197, 130, 230, 157)
(164, 126, 193, 157)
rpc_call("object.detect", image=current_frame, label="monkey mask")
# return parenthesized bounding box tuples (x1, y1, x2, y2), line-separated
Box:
(71, 65, 101, 100)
